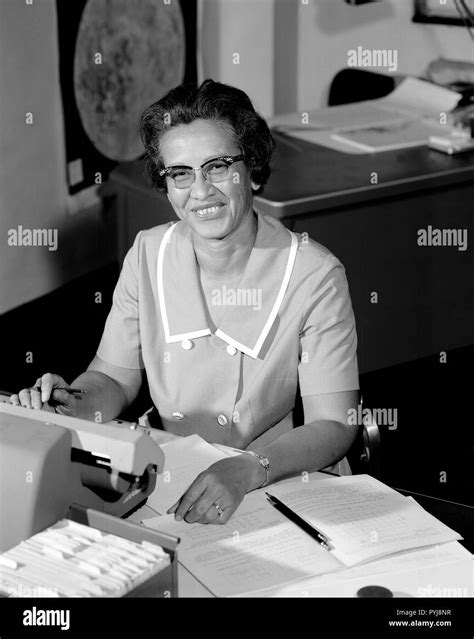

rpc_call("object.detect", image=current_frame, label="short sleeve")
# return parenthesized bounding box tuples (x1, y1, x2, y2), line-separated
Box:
(298, 255, 359, 396)
(96, 232, 144, 369)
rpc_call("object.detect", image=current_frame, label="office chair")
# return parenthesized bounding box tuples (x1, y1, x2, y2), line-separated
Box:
(345, 396, 382, 478)
(328, 68, 400, 106)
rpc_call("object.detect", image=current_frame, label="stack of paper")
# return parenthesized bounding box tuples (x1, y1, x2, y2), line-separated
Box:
(266, 476, 462, 567)
(331, 120, 460, 153)
(144, 491, 343, 596)
(270, 77, 463, 154)
(143, 474, 462, 597)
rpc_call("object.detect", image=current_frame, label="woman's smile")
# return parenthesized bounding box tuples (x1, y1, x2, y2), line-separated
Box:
(191, 202, 226, 220)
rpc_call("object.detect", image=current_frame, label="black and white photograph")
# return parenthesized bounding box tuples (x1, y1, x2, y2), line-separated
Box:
(0, 0, 473, 634)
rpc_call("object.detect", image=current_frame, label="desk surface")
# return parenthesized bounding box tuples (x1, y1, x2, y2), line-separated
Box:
(255, 136, 474, 217)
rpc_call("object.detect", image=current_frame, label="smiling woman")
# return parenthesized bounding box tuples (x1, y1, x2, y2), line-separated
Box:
(158, 119, 254, 242)
(10, 79, 360, 526)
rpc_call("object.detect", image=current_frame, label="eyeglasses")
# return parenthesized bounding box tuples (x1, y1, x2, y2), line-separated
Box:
(159, 155, 244, 189)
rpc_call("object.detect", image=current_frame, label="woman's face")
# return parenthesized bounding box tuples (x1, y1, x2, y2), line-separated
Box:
(159, 119, 258, 241)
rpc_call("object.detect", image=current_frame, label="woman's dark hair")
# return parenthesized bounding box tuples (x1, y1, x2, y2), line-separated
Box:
(140, 79, 275, 195)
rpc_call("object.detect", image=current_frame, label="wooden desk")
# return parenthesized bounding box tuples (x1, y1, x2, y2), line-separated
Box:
(105, 141, 474, 373)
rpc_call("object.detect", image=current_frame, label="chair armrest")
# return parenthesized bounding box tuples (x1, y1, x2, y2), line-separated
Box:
(347, 401, 382, 478)
(360, 410, 381, 463)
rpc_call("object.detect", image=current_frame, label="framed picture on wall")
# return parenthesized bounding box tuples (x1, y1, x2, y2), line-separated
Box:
(413, 0, 474, 26)
(56, 0, 197, 195)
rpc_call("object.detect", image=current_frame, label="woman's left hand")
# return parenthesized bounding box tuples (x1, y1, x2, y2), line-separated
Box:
(166, 454, 263, 525)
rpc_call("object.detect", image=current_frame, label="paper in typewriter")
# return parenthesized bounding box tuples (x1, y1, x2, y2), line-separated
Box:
(267, 474, 462, 568)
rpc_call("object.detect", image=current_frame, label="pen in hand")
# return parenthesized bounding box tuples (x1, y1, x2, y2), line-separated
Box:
(265, 492, 333, 551)
(34, 386, 86, 400)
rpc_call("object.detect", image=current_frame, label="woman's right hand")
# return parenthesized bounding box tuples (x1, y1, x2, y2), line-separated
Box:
(9, 373, 78, 417)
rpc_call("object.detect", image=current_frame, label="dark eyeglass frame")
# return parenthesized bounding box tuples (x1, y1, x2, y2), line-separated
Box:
(159, 154, 245, 188)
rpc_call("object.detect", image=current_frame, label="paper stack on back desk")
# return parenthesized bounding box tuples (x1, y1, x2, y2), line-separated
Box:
(270, 77, 463, 154)
(143, 474, 462, 597)
(146, 434, 231, 515)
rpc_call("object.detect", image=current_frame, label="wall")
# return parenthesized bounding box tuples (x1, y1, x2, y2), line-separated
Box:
(199, 0, 276, 116)
(199, 0, 473, 114)
(296, 0, 474, 109)
(0, 0, 113, 315)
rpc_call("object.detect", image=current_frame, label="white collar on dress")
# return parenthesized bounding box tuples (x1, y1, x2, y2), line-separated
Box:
(156, 211, 298, 359)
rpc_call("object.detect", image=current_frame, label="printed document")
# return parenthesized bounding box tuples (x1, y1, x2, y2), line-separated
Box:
(144, 474, 461, 596)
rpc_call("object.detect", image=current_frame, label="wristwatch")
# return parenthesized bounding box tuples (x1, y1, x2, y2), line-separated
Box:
(247, 451, 270, 488)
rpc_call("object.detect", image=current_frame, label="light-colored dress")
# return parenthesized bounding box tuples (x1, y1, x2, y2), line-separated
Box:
(97, 211, 359, 475)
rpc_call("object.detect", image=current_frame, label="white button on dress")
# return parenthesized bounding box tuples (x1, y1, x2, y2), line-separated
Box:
(181, 340, 193, 350)
(217, 414, 228, 426)
(226, 345, 237, 356)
